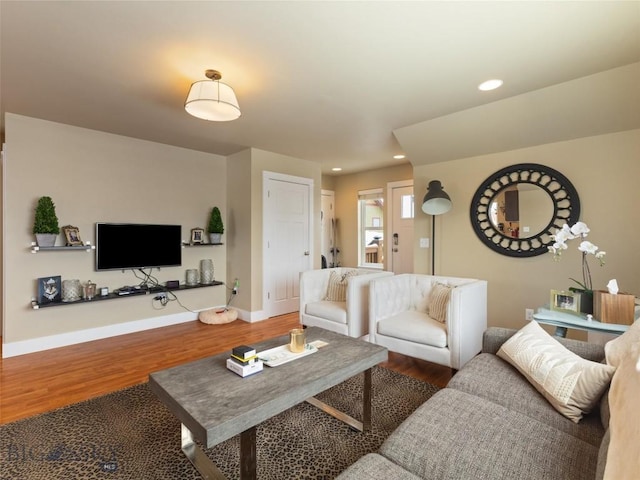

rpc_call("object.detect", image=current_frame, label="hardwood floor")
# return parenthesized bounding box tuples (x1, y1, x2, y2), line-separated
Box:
(0, 312, 452, 425)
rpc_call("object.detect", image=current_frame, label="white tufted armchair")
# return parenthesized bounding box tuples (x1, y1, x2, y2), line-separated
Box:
(299, 267, 394, 338)
(368, 274, 487, 370)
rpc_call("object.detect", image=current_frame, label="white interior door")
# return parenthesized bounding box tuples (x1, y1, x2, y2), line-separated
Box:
(387, 181, 414, 274)
(263, 173, 313, 317)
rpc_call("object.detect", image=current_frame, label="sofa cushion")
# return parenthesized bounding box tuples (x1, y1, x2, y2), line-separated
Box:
(305, 300, 347, 324)
(497, 321, 615, 423)
(602, 320, 640, 479)
(325, 269, 357, 301)
(426, 282, 451, 323)
(448, 353, 604, 446)
(380, 388, 599, 480)
(604, 316, 640, 368)
(377, 311, 447, 348)
(600, 387, 610, 430)
(335, 453, 422, 480)
(595, 428, 610, 480)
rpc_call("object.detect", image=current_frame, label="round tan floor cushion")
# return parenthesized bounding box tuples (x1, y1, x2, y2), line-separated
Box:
(198, 308, 238, 324)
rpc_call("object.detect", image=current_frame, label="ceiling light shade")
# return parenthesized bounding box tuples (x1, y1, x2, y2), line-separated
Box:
(422, 180, 452, 215)
(185, 69, 241, 121)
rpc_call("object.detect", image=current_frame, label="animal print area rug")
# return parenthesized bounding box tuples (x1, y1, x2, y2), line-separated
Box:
(0, 366, 439, 479)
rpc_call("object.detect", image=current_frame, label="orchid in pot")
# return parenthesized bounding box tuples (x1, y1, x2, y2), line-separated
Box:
(548, 221, 606, 313)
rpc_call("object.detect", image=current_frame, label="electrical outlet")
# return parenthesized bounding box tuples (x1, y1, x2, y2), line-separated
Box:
(154, 293, 167, 301)
(525, 308, 534, 321)
(233, 278, 239, 294)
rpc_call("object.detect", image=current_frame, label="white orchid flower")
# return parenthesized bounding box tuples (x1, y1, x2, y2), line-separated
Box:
(548, 221, 605, 291)
(570, 222, 590, 237)
(578, 241, 599, 255)
(553, 241, 568, 251)
(551, 225, 573, 243)
(551, 225, 571, 243)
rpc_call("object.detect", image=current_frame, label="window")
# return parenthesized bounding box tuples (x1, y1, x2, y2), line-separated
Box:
(401, 194, 414, 219)
(358, 189, 384, 267)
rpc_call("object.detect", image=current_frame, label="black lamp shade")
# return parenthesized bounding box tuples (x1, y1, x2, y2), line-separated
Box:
(422, 180, 452, 215)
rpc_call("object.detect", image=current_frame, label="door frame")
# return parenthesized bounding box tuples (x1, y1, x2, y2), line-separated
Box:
(386, 180, 414, 273)
(262, 171, 314, 317)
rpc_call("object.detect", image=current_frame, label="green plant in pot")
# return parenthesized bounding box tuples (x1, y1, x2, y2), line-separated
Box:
(33, 196, 60, 247)
(548, 221, 606, 315)
(207, 206, 224, 244)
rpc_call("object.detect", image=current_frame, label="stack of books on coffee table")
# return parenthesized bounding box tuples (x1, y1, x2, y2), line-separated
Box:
(226, 345, 263, 377)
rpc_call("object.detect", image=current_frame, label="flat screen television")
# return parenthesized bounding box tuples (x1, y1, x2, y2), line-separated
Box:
(96, 223, 182, 271)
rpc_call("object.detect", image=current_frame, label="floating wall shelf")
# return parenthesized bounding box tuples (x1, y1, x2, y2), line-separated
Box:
(182, 242, 223, 247)
(31, 281, 223, 309)
(30, 242, 95, 253)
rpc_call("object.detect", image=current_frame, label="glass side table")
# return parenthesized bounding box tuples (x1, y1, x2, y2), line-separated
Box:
(533, 307, 631, 338)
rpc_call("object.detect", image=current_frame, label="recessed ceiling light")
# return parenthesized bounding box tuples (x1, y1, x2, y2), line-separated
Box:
(332, 167, 342, 172)
(393, 154, 406, 160)
(478, 79, 503, 91)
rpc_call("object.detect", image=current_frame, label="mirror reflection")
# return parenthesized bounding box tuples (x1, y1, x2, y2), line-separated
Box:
(489, 184, 554, 239)
(470, 163, 580, 258)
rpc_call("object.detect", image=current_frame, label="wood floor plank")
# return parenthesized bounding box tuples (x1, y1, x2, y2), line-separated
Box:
(0, 312, 451, 424)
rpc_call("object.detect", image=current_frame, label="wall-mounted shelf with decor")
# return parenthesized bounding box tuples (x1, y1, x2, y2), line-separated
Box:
(30, 242, 95, 253)
(181, 242, 223, 247)
(31, 281, 223, 309)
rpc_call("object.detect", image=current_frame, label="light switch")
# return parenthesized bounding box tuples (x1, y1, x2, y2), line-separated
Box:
(419, 238, 430, 248)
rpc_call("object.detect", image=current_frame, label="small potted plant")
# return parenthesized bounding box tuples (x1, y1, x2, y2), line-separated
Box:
(207, 206, 224, 244)
(33, 196, 60, 247)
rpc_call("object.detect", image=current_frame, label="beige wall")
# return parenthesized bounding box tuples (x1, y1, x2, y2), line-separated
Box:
(226, 149, 253, 313)
(321, 175, 336, 191)
(413, 129, 640, 334)
(3, 114, 227, 343)
(332, 163, 413, 268)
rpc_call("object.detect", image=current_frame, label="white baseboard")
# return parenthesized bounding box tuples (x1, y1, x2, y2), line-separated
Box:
(231, 308, 269, 323)
(2, 306, 228, 358)
(217, 307, 266, 323)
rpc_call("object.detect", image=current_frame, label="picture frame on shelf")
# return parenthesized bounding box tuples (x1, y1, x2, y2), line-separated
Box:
(62, 225, 83, 246)
(37, 275, 62, 304)
(191, 228, 205, 245)
(550, 289, 581, 315)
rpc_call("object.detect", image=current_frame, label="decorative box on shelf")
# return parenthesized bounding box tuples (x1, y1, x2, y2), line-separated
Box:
(594, 290, 636, 325)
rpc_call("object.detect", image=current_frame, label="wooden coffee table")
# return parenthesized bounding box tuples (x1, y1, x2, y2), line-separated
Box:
(149, 326, 388, 480)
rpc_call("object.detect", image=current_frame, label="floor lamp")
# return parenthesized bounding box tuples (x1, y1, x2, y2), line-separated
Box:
(421, 180, 452, 275)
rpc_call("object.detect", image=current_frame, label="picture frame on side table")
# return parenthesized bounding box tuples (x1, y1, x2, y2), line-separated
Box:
(62, 225, 83, 246)
(191, 228, 205, 245)
(550, 289, 581, 315)
(37, 275, 62, 304)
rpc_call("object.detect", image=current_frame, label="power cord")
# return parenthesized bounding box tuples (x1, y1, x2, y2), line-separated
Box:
(134, 268, 238, 315)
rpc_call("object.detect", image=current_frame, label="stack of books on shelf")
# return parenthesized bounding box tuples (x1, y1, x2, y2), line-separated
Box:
(226, 345, 263, 377)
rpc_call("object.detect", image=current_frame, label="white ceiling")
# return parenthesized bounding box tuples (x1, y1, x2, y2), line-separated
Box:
(1, 1, 639, 175)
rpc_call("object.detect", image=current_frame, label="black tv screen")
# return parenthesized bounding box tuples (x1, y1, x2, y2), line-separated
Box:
(96, 223, 182, 271)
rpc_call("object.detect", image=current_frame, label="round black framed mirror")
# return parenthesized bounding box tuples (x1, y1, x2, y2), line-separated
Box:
(469, 163, 580, 257)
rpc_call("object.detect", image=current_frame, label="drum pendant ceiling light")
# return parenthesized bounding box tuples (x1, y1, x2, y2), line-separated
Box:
(184, 69, 241, 121)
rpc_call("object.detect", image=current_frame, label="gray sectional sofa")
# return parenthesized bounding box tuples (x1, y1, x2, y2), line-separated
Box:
(337, 327, 611, 480)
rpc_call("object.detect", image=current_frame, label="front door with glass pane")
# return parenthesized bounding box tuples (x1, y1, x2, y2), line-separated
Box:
(389, 183, 414, 274)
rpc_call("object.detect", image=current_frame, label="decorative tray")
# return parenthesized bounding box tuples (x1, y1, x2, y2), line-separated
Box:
(257, 344, 318, 367)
